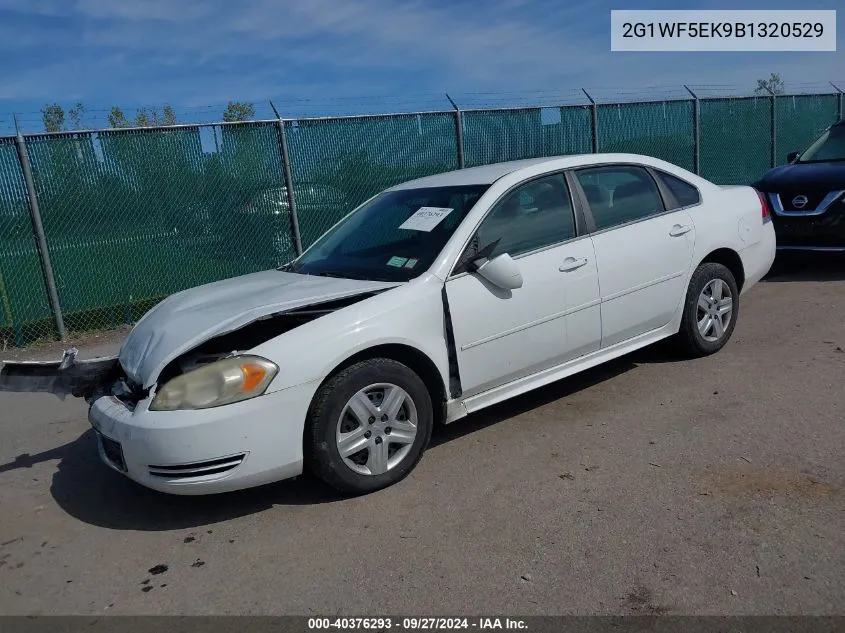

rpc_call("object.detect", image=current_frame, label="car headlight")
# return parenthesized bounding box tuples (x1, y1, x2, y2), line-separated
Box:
(149, 355, 278, 412)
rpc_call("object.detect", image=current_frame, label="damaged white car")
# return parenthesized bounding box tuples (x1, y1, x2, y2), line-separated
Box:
(1, 154, 776, 496)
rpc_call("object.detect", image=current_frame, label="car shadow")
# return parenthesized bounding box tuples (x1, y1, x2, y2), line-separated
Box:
(0, 431, 347, 531)
(763, 251, 845, 282)
(430, 354, 642, 448)
(1, 343, 683, 531)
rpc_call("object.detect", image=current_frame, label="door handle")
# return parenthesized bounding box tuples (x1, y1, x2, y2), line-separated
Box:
(670, 224, 692, 237)
(559, 257, 588, 272)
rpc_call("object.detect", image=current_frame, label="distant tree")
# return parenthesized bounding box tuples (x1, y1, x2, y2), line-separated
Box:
(41, 103, 65, 132)
(161, 104, 177, 126)
(68, 102, 86, 129)
(108, 106, 130, 128)
(222, 101, 256, 122)
(133, 105, 178, 127)
(135, 108, 152, 127)
(755, 73, 785, 95)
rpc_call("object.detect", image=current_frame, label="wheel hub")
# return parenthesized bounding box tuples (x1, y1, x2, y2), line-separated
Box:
(696, 278, 733, 343)
(335, 383, 418, 476)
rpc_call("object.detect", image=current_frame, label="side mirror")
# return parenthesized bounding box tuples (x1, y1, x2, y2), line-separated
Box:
(787, 151, 800, 163)
(475, 253, 523, 290)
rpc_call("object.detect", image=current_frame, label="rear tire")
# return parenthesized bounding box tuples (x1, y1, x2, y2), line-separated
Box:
(304, 358, 433, 495)
(675, 262, 739, 358)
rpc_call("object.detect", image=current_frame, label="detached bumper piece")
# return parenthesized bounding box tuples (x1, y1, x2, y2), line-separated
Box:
(0, 348, 121, 399)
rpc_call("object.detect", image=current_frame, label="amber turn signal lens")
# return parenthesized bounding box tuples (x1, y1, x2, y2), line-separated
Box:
(241, 363, 268, 392)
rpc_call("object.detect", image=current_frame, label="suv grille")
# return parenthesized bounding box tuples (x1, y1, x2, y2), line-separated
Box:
(778, 191, 827, 212)
(769, 190, 844, 216)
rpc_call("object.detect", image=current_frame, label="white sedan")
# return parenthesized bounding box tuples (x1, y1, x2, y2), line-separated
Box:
(1, 153, 776, 496)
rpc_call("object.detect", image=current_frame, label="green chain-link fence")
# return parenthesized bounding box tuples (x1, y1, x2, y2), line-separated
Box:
(3, 124, 295, 344)
(775, 94, 840, 166)
(0, 138, 52, 346)
(285, 113, 459, 247)
(463, 107, 593, 168)
(0, 90, 841, 346)
(597, 100, 695, 172)
(700, 97, 774, 184)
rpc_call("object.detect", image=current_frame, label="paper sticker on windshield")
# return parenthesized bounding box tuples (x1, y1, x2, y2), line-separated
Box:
(386, 256, 408, 268)
(404, 258, 419, 269)
(399, 207, 453, 232)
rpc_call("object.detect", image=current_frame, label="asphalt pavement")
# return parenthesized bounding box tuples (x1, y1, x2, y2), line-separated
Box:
(0, 253, 843, 616)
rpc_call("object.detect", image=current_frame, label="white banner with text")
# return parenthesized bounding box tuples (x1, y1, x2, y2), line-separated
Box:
(611, 10, 836, 51)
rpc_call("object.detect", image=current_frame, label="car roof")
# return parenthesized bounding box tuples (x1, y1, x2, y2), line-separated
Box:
(386, 153, 681, 190)
(387, 157, 564, 190)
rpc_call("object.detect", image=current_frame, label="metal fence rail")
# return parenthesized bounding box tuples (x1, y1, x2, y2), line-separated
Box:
(0, 89, 841, 347)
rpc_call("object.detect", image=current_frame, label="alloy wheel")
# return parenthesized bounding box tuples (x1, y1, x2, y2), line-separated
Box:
(335, 383, 418, 476)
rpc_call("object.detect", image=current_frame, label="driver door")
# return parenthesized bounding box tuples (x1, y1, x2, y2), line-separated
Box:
(445, 173, 601, 398)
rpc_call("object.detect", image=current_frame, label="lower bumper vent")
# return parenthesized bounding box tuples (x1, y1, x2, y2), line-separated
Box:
(98, 433, 127, 472)
(148, 453, 247, 479)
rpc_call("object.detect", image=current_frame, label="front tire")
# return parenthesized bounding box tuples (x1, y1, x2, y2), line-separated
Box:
(304, 358, 433, 495)
(675, 262, 739, 357)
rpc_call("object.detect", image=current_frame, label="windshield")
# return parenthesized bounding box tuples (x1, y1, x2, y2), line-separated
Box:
(285, 184, 490, 282)
(797, 124, 845, 163)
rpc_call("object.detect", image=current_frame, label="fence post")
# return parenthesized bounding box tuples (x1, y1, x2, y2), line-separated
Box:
(832, 82, 844, 121)
(683, 85, 700, 175)
(763, 86, 777, 167)
(269, 102, 303, 256)
(13, 117, 67, 341)
(446, 94, 465, 169)
(582, 89, 599, 153)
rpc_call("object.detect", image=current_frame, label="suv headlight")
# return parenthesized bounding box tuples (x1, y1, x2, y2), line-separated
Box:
(149, 355, 278, 412)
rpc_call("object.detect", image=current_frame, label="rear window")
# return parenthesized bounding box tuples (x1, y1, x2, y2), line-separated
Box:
(656, 171, 701, 208)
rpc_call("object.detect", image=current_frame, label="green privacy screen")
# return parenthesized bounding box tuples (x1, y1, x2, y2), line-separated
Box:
(284, 113, 459, 248)
(20, 124, 294, 338)
(1, 90, 841, 345)
(775, 94, 839, 165)
(463, 107, 593, 168)
(0, 138, 52, 345)
(597, 100, 695, 172)
(700, 98, 773, 184)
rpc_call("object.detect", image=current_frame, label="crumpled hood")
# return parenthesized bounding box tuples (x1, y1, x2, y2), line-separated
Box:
(119, 270, 401, 388)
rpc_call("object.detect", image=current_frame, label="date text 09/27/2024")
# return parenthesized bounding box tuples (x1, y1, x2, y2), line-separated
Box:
(307, 617, 528, 630)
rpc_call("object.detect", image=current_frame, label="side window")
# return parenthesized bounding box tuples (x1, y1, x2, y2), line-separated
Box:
(576, 166, 665, 231)
(655, 171, 701, 209)
(472, 174, 576, 261)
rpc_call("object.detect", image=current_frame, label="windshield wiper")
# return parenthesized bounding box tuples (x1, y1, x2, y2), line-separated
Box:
(278, 265, 351, 278)
(312, 270, 397, 282)
(314, 271, 350, 278)
(798, 158, 845, 164)
(312, 270, 378, 280)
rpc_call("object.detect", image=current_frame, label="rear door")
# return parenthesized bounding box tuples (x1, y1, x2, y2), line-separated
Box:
(571, 164, 696, 349)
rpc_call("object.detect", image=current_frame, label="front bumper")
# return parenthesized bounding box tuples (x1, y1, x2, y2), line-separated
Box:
(770, 203, 845, 252)
(88, 380, 319, 495)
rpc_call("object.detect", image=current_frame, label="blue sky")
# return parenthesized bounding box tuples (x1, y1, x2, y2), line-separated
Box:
(0, 0, 843, 133)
